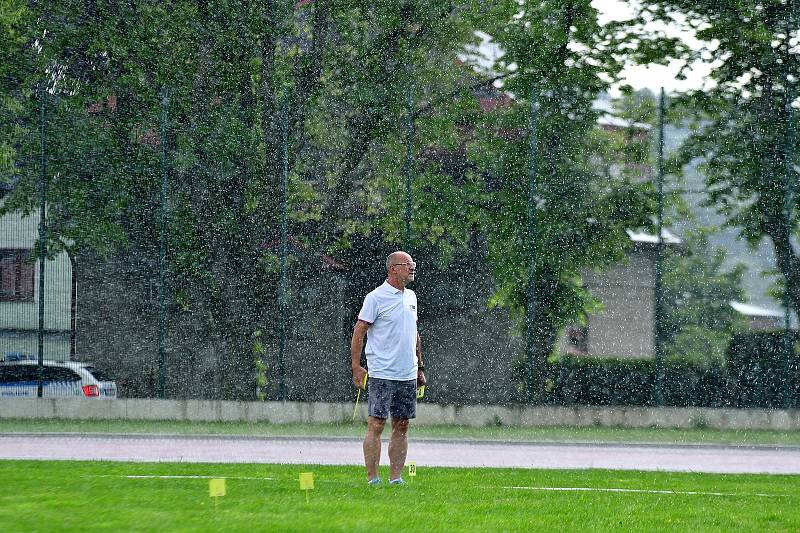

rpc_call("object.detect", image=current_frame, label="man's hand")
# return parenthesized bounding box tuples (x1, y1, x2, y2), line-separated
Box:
(417, 369, 426, 387)
(353, 366, 368, 390)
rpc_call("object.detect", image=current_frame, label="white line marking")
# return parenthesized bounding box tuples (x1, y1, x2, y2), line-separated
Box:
(500, 486, 785, 497)
(92, 475, 275, 480)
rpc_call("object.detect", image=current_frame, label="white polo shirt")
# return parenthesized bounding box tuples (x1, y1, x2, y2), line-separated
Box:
(357, 281, 418, 381)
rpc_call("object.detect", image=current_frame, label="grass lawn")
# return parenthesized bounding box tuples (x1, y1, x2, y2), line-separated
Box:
(2, 418, 800, 446)
(0, 460, 796, 532)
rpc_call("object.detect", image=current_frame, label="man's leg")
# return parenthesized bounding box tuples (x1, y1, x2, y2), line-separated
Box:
(364, 416, 385, 481)
(388, 417, 409, 481)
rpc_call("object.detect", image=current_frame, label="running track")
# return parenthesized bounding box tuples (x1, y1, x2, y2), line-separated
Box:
(2, 433, 800, 474)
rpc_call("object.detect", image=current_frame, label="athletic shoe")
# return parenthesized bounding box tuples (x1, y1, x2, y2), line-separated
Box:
(388, 478, 405, 485)
(367, 477, 381, 485)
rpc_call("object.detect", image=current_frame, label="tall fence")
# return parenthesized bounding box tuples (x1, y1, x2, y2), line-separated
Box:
(0, 88, 796, 409)
(1, 4, 798, 410)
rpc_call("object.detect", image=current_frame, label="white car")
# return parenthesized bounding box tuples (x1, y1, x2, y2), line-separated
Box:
(0, 357, 118, 399)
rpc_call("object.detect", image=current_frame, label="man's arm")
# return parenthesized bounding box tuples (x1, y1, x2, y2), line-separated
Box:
(416, 332, 426, 386)
(351, 320, 370, 389)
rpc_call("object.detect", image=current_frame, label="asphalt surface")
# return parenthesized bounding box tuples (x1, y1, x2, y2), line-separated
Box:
(3, 433, 800, 474)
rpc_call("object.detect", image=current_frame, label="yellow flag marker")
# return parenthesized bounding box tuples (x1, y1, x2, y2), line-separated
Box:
(299, 472, 315, 503)
(209, 478, 226, 509)
(416, 385, 425, 399)
(408, 462, 417, 484)
(352, 372, 368, 421)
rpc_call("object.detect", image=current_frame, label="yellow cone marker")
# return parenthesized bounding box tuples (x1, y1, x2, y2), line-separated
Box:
(408, 462, 417, 484)
(209, 478, 226, 509)
(352, 372, 368, 421)
(299, 472, 315, 503)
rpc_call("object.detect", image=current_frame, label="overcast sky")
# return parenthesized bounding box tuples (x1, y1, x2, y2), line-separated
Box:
(593, 0, 714, 93)
(467, 1, 714, 95)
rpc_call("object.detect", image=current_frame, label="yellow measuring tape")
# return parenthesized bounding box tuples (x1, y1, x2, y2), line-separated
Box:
(352, 372, 367, 421)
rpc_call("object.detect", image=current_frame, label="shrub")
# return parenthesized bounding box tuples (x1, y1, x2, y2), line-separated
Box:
(725, 331, 800, 408)
(539, 355, 728, 407)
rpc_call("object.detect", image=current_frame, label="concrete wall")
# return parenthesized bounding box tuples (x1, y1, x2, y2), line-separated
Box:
(2, 398, 800, 431)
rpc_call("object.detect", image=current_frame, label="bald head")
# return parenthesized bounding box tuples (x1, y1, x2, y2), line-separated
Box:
(386, 251, 409, 272)
(385, 250, 416, 289)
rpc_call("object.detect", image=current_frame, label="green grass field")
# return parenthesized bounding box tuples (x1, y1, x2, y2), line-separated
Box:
(1, 460, 797, 532)
(3, 418, 800, 446)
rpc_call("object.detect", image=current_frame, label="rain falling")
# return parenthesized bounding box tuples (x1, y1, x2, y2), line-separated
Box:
(1, 1, 799, 530)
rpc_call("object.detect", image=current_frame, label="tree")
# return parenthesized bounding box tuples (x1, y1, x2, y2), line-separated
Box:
(455, 1, 654, 400)
(1, 0, 484, 399)
(634, 0, 800, 319)
(2, 1, 661, 402)
(609, 89, 747, 367)
(662, 228, 747, 366)
(0, 0, 35, 189)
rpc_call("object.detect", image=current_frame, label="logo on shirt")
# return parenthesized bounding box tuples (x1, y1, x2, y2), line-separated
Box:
(410, 305, 416, 311)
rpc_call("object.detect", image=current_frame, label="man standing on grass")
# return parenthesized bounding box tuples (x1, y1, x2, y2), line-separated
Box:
(351, 250, 426, 485)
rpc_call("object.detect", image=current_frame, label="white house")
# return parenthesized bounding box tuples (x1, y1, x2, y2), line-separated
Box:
(559, 229, 682, 358)
(729, 300, 786, 331)
(0, 200, 74, 360)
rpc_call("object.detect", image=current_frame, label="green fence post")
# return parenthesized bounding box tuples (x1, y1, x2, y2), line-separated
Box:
(403, 82, 414, 252)
(37, 88, 47, 398)
(654, 87, 666, 407)
(525, 83, 539, 404)
(278, 91, 289, 401)
(158, 86, 169, 399)
(782, 64, 796, 408)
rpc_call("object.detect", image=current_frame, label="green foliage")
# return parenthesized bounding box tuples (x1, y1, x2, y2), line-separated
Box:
(463, 2, 654, 362)
(612, 88, 659, 170)
(528, 331, 800, 407)
(253, 329, 267, 402)
(0, 1, 490, 399)
(0, 0, 35, 186)
(666, 326, 733, 368)
(662, 228, 748, 366)
(539, 355, 730, 407)
(1, 1, 672, 399)
(726, 331, 800, 408)
(635, 0, 800, 317)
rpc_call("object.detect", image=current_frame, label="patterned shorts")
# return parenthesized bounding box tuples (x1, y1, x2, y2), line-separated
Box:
(368, 378, 417, 420)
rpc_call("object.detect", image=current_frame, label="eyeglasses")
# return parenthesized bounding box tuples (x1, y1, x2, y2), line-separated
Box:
(392, 262, 416, 268)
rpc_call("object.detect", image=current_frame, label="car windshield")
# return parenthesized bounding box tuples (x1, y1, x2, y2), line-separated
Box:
(85, 366, 113, 382)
